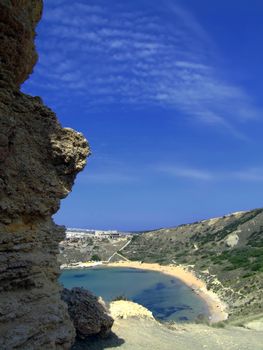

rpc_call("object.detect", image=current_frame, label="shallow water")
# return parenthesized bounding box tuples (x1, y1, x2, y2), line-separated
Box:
(60, 267, 209, 322)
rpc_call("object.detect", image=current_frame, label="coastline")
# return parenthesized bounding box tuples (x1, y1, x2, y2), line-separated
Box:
(60, 260, 228, 323)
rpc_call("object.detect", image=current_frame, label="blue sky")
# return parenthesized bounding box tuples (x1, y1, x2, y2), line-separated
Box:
(23, 0, 263, 230)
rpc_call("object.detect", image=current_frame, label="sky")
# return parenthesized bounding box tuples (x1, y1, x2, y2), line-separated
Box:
(23, 0, 263, 230)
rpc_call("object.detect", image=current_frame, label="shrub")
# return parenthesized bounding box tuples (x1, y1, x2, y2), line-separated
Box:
(91, 254, 101, 261)
(112, 294, 128, 301)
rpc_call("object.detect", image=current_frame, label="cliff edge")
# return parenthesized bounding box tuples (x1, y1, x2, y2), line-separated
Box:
(0, 1, 90, 348)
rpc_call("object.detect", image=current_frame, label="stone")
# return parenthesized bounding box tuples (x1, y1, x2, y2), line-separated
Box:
(0, 1, 90, 348)
(0, 0, 43, 88)
(62, 288, 114, 339)
(110, 300, 154, 320)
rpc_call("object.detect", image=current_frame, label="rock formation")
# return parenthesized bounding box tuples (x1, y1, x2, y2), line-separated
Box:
(0, 1, 90, 348)
(62, 288, 114, 339)
(110, 300, 154, 320)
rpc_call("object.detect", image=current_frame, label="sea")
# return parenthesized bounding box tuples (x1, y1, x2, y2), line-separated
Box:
(60, 266, 209, 322)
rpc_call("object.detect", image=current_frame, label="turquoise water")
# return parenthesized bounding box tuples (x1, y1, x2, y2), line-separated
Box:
(60, 267, 209, 322)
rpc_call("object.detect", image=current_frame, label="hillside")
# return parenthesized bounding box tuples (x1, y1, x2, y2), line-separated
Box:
(121, 208, 263, 321)
(59, 230, 131, 265)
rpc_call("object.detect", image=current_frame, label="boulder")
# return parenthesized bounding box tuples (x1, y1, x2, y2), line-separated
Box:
(62, 288, 114, 339)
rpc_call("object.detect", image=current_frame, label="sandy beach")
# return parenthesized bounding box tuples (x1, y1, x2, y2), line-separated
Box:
(61, 260, 228, 323)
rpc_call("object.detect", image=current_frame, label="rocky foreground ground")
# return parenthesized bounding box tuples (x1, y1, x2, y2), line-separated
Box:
(73, 301, 263, 350)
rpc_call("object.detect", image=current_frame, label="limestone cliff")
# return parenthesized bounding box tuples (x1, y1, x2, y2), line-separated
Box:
(0, 1, 90, 348)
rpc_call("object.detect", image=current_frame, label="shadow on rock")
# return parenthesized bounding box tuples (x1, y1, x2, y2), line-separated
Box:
(72, 332, 125, 349)
(62, 287, 114, 339)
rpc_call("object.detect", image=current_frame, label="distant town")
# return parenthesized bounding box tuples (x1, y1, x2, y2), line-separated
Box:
(66, 228, 132, 240)
(60, 228, 133, 265)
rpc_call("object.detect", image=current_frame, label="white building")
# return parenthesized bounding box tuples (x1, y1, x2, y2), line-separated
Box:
(94, 230, 121, 239)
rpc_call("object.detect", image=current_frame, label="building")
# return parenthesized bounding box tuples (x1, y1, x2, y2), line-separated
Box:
(94, 230, 121, 239)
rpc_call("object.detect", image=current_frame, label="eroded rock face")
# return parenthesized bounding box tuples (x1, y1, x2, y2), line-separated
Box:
(0, 1, 90, 348)
(0, 0, 43, 88)
(61, 288, 114, 339)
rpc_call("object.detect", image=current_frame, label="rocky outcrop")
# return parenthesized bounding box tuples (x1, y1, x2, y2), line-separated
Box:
(0, 0, 43, 89)
(0, 1, 90, 348)
(62, 288, 114, 339)
(110, 300, 154, 320)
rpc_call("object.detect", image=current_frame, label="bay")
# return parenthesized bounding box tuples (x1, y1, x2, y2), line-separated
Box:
(60, 267, 209, 322)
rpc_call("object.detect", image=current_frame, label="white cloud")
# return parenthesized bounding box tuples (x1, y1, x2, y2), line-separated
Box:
(79, 171, 137, 185)
(156, 165, 213, 181)
(155, 164, 263, 183)
(166, 2, 213, 46)
(24, 0, 262, 138)
(231, 168, 263, 182)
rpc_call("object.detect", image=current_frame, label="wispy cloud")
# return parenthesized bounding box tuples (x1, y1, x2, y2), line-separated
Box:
(77, 156, 139, 185)
(23, 0, 262, 138)
(76, 152, 263, 184)
(156, 165, 213, 181)
(232, 168, 263, 182)
(79, 171, 137, 185)
(155, 164, 263, 182)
